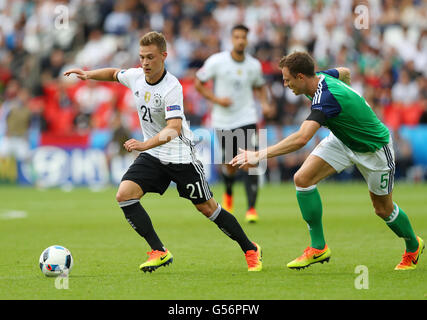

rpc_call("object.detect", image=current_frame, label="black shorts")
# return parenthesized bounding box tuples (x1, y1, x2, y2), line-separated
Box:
(215, 123, 258, 164)
(121, 152, 213, 204)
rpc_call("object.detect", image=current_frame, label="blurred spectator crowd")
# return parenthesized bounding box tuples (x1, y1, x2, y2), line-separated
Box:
(0, 0, 426, 181)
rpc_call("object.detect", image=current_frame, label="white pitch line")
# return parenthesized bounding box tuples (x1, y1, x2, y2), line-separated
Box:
(0, 210, 28, 220)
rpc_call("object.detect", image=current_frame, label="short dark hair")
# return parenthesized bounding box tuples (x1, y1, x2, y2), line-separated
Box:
(279, 51, 316, 78)
(231, 24, 249, 34)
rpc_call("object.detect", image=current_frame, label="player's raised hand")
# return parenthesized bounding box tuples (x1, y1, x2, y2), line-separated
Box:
(230, 148, 259, 169)
(123, 138, 146, 152)
(63, 68, 89, 80)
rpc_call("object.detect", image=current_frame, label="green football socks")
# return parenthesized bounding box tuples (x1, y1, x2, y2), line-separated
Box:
(384, 203, 419, 252)
(296, 186, 326, 250)
(296, 186, 418, 253)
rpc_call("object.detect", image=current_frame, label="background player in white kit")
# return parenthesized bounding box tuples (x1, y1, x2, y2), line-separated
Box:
(64, 31, 262, 272)
(195, 24, 275, 223)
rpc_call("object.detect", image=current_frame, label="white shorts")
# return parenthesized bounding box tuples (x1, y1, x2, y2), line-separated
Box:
(311, 133, 395, 195)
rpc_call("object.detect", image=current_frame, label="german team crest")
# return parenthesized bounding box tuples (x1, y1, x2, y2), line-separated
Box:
(152, 93, 163, 111)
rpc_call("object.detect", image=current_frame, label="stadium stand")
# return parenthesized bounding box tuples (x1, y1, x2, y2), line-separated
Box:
(0, 0, 426, 185)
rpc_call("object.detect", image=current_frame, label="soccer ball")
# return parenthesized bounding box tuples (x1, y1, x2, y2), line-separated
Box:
(39, 245, 73, 277)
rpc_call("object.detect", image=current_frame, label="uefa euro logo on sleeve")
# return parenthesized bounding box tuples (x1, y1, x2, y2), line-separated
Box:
(166, 105, 181, 112)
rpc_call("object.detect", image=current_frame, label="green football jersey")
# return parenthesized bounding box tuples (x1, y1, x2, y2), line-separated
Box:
(307, 69, 389, 153)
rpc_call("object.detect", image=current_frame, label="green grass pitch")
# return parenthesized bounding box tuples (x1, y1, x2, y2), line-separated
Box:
(0, 182, 426, 300)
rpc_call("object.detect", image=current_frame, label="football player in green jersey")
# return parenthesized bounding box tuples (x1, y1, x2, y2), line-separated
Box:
(231, 51, 424, 270)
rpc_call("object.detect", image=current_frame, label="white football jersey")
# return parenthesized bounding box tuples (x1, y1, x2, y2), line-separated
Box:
(196, 51, 265, 129)
(117, 68, 195, 164)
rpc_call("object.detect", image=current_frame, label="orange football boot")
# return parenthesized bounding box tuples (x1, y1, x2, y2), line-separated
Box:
(245, 242, 262, 271)
(245, 207, 259, 223)
(394, 236, 424, 270)
(222, 193, 233, 213)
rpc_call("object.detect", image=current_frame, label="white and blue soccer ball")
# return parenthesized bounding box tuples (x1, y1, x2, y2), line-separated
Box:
(39, 245, 73, 277)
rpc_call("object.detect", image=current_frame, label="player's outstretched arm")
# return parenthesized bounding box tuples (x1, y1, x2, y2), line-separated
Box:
(230, 120, 320, 168)
(335, 67, 351, 85)
(123, 118, 182, 153)
(265, 120, 320, 158)
(63, 68, 120, 82)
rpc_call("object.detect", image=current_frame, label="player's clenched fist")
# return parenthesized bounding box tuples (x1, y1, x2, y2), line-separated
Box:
(63, 68, 90, 80)
(123, 139, 146, 152)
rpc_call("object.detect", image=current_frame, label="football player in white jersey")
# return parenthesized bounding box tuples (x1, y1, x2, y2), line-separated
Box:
(64, 31, 262, 272)
(195, 24, 275, 223)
